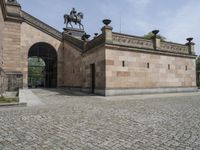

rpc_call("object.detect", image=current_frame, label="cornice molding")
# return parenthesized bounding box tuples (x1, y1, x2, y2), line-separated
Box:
(63, 32, 84, 51)
(105, 43, 197, 59)
(22, 11, 62, 41)
(0, 0, 62, 41)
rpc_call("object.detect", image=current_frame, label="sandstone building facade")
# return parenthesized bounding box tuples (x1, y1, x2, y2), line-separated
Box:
(0, 0, 197, 96)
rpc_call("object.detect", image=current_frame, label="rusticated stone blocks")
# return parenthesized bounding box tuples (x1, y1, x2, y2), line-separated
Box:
(6, 72, 23, 91)
(106, 49, 196, 89)
(0, 67, 7, 95)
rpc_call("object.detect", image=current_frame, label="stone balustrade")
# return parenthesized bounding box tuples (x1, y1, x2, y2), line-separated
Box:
(112, 33, 154, 50)
(111, 32, 190, 55)
(160, 42, 189, 54)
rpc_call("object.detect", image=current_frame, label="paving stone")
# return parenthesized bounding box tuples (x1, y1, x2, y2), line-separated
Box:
(0, 89, 200, 149)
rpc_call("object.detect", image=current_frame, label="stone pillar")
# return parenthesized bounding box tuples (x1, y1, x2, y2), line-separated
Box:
(0, 6, 4, 68)
(101, 19, 113, 43)
(3, 0, 23, 90)
(152, 30, 160, 50)
(80, 33, 90, 51)
(186, 38, 195, 55)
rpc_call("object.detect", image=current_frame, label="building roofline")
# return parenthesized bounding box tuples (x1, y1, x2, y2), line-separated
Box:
(21, 10, 62, 41)
(105, 42, 196, 59)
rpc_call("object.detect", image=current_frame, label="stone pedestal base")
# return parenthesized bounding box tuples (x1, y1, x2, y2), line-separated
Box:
(63, 28, 85, 39)
(103, 87, 198, 96)
(6, 72, 23, 91)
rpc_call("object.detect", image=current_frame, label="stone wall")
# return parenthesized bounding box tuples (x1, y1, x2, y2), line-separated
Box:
(3, 21, 21, 72)
(6, 72, 23, 91)
(82, 47, 105, 92)
(105, 48, 196, 89)
(2, 20, 23, 91)
(63, 40, 105, 93)
(20, 22, 63, 87)
(63, 41, 83, 88)
(0, 68, 7, 95)
(0, 2, 7, 95)
(0, 2, 4, 68)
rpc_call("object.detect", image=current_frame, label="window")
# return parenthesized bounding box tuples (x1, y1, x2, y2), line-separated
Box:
(185, 65, 188, 71)
(168, 64, 170, 70)
(147, 63, 150, 69)
(122, 61, 125, 67)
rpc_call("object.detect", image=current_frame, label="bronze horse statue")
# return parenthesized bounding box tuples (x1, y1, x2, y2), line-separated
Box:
(64, 12, 84, 30)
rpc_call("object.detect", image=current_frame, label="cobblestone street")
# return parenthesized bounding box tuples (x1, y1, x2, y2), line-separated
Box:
(1, 89, 200, 150)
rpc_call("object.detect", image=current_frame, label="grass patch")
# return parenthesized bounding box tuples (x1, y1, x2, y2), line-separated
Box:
(0, 97, 19, 104)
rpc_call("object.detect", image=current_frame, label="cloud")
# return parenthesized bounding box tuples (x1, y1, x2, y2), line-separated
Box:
(163, 1, 200, 54)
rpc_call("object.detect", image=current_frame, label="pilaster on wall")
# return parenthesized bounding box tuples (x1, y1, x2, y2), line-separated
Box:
(2, 0, 23, 91)
(0, 1, 5, 69)
(0, 0, 7, 94)
(3, 20, 22, 72)
(152, 36, 161, 50)
(186, 39, 195, 55)
(2, 0, 22, 72)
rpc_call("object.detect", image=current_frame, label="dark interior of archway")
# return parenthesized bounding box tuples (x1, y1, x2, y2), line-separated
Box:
(28, 43, 57, 88)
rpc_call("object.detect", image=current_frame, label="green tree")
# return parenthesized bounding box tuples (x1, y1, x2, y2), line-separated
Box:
(28, 57, 45, 87)
(143, 32, 166, 41)
(196, 56, 200, 64)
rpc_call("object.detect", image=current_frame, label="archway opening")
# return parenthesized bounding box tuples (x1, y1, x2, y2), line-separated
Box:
(28, 42, 57, 88)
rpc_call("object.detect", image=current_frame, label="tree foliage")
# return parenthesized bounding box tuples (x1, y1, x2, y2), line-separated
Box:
(28, 57, 45, 67)
(196, 56, 200, 64)
(196, 55, 200, 72)
(143, 32, 167, 41)
(28, 57, 45, 87)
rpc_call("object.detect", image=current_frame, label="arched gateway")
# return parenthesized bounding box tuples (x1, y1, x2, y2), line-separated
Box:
(28, 43, 57, 88)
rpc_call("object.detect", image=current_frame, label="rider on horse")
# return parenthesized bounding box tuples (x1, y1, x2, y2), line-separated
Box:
(64, 8, 84, 30)
(70, 8, 77, 24)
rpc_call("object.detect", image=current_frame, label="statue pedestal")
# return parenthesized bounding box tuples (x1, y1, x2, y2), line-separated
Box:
(63, 28, 85, 39)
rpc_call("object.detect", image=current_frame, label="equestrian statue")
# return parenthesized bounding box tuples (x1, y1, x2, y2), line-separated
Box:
(64, 8, 84, 30)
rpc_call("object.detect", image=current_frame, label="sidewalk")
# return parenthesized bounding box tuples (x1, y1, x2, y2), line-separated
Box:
(19, 89, 44, 107)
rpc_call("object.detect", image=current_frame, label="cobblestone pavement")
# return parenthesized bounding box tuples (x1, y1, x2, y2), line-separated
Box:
(1, 89, 200, 150)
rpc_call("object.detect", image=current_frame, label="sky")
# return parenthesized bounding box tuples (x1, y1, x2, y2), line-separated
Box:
(18, 0, 200, 55)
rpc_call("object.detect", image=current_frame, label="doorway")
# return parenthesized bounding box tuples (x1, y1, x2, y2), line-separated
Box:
(28, 42, 57, 88)
(90, 64, 95, 93)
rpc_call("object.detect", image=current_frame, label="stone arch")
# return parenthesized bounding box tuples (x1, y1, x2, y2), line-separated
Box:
(28, 42, 58, 88)
(20, 22, 63, 88)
